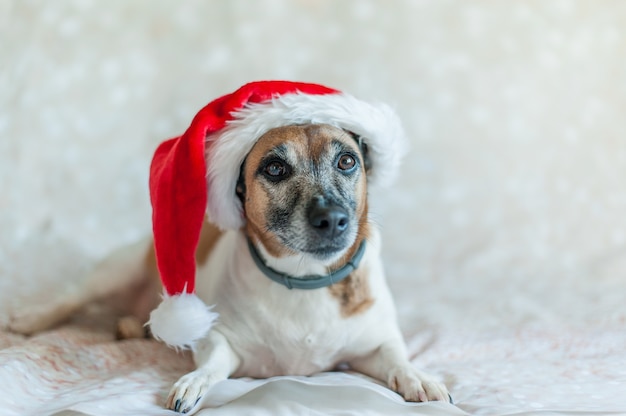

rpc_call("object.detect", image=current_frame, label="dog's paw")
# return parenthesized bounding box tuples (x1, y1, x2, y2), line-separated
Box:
(166, 370, 218, 414)
(116, 316, 145, 340)
(387, 366, 449, 402)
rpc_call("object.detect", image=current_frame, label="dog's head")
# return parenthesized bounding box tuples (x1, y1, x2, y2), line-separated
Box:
(238, 124, 370, 262)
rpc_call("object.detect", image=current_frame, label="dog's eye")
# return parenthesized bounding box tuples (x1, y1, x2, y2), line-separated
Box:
(264, 161, 288, 178)
(337, 154, 356, 171)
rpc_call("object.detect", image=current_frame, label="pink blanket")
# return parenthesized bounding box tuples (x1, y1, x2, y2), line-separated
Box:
(1, 315, 624, 415)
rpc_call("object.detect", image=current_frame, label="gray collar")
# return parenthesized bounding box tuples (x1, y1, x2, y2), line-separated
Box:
(247, 239, 367, 290)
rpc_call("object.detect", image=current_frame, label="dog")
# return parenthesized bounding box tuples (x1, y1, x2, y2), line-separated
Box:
(8, 85, 450, 413)
(155, 123, 448, 412)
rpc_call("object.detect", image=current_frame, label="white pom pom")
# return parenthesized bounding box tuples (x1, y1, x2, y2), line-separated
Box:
(147, 293, 218, 349)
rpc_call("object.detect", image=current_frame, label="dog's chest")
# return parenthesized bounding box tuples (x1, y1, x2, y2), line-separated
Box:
(224, 285, 354, 378)
(196, 231, 379, 378)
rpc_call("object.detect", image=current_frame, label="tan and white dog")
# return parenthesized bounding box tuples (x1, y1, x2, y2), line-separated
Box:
(155, 124, 450, 412)
(8, 82, 450, 414)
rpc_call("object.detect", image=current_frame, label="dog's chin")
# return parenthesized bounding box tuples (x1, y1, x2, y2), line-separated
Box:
(296, 235, 357, 262)
(302, 245, 349, 261)
(278, 229, 357, 262)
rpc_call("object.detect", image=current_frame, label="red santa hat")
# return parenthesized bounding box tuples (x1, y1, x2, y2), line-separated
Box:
(147, 80, 407, 349)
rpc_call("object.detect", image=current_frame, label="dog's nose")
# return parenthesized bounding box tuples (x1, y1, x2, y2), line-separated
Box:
(308, 200, 349, 238)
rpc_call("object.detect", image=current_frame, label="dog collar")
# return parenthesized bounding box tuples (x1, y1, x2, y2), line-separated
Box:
(247, 239, 367, 290)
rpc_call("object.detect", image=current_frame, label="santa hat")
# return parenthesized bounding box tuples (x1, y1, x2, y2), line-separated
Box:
(147, 80, 407, 349)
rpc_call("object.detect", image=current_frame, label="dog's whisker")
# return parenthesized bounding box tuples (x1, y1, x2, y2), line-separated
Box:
(295, 253, 308, 276)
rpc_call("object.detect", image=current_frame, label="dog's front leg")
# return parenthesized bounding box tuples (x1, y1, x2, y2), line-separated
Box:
(349, 339, 449, 402)
(166, 330, 240, 414)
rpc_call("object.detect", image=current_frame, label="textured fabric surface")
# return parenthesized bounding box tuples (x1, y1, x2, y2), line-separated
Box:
(2, 1, 626, 415)
(1, 320, 624, 415)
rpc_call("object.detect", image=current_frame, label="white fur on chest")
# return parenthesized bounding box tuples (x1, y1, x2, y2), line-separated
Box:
(194, 228, 398, 378)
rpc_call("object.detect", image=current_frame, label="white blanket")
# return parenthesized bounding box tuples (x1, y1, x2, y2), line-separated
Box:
(1, 302, 624, 415)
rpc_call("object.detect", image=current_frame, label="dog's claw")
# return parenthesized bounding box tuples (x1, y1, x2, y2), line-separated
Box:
(170, 395, 200, 414)
(180, 398, 201, 414)
(174, 399, 181, 412)
(167, 369, 216, 413)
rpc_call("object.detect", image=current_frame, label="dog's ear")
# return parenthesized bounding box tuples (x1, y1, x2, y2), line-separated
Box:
(235, 160, 246, 208)
(345, 130, 372, 174)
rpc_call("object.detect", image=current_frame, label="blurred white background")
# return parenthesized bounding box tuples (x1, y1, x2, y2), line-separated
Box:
(1, 0, 625, 332)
